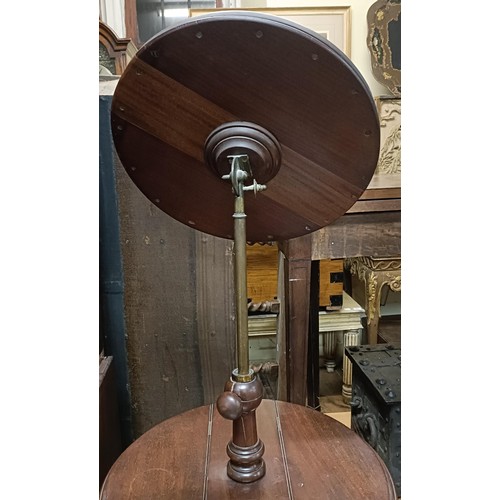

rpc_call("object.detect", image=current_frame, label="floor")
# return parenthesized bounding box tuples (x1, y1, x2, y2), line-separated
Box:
(319, 368, 351, 426)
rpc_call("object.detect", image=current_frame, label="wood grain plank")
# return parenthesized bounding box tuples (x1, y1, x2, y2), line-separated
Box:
(347, 198, 401, 213)
(359, 187, 401, 200)
(262, 145, 367, 228)
(115, 157, 205, 437)
(319, 259, 343, 307)
(195, 232, 236, 404)
(113, 57, 236, 163)
(276, 401, 396, 499)
(100, 406, 210, 499)
(307, 261, 320, 409)
(278, 236, 312, 405)
(276, 251, 288, 402)
(247, 243, 279, 303)
(311, 212, 401, 261)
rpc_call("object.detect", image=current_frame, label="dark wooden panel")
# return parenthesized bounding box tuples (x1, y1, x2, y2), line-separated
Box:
(115, 156, 205, 437)
(276, 251, 288, 401)
(347, 198, 401, 213)
(124, 0, 139, 47)
(278, 236, 312, 405)
(247, 243, 279, 303)
(311, 212, 401, 260)
(100, 93, 133, 444)
(195, 231, 236, 404)
(307, 261, 320, 409)
(359, 187, 401, 200)
(99, 356, 123, 489)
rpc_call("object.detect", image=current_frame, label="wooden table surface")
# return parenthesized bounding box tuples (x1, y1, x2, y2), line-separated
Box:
(101, 400, 396, 499)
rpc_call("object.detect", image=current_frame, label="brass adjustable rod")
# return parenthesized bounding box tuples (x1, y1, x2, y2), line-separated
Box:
(222, 155, 267, 383)
(233, 193, 250, 380)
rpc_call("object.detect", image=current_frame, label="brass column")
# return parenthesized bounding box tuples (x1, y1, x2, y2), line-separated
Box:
(233, 193, 250, 379)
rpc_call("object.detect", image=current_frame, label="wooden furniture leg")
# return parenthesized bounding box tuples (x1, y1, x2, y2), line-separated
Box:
(366, 273, 384, 345)
(341, 329, 362, 404)
(346, 257, 401, 345)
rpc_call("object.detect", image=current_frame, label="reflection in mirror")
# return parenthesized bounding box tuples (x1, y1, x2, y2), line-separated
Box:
(137, 0, 218, 43)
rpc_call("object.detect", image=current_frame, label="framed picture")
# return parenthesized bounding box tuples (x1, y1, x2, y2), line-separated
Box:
(190, 7, 352, 57)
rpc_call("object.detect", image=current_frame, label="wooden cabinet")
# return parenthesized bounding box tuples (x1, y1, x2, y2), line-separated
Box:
(99, 21, 137, 75)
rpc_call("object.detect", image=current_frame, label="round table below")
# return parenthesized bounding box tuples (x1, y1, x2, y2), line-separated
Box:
(101, 400, 396, 499)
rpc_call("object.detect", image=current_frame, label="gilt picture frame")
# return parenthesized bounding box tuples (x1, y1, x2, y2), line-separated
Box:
(366, 0, 401, 97)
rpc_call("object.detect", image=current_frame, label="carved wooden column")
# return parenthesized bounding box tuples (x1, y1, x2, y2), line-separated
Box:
(346, 257, 401, 345)
(341, 329, 361, 404)
(322, 331, 338, 373)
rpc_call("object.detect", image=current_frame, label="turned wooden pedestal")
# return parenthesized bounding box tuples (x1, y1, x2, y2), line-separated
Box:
(101, 400, 396, 499)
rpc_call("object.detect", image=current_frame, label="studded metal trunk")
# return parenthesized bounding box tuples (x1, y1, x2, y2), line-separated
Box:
(346, 344, 401, 496)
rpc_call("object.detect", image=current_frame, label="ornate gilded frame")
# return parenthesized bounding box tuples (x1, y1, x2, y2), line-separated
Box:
(366, 0, 401, 96)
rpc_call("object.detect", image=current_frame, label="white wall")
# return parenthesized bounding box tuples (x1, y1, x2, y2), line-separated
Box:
(100, 0, 126, 39)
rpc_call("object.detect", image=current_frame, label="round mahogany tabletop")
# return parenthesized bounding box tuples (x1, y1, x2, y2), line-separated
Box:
(100, 400, 396, 499)
(111, 12, 380, 241)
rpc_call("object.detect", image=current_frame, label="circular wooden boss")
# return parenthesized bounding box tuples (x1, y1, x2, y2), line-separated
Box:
(111, 11, 380, 241)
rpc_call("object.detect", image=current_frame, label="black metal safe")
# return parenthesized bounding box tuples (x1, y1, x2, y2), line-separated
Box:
(346, 344, 401, 496)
